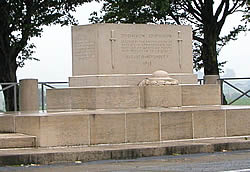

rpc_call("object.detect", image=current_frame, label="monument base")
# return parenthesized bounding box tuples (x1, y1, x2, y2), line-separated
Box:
(1, 105, 250, 147)
(46, 84, 221, 110)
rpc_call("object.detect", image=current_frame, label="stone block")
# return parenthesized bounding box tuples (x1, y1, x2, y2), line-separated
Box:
(143, 85, 182, 108)
(70, 88, 96, 109)
(161, 111, 193, 140)
(204, 75, 220, 84)
(47, 89, 72, 109)
(126, 112, 159, 142)
(39, 115, 89, 147)
(0, 133, 36, 148)
(193, 110, 226, 138)
(171, 74, 197, 85)
(0, 115, 15, 133)
(182, 85, 221, 106)
(47, 87, 141, 110)
(15, 113, 90, 147)
(72, 24, 193, 75)
(226, 109, 250, 136)
(15, 116, 40, 145)
(95, 87, 141, 109)
(90, 113, 125, 144)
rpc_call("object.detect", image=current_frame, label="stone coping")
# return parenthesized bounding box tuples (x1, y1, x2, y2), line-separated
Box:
(71, 73, 194, 77)
(2, 105, 250, 117)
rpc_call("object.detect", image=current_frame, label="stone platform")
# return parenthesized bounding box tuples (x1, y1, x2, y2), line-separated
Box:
(47, 84, 221, 110)
(1, 105, 250, 147)
(3, 23, 249, 158)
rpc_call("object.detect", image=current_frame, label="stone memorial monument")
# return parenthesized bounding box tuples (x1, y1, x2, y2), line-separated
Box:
(70, 24, 197, 87)
(1, 24, 250, 148)
(72, 24, 193, 75)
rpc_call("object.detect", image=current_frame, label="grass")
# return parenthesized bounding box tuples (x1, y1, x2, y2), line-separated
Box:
(227, 97, 250, 105)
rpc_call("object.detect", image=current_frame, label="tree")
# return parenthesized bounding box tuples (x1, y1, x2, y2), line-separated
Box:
(243, 0, 250, 22)
(91, 0, 249, 75)
(0, 0, 93, 111)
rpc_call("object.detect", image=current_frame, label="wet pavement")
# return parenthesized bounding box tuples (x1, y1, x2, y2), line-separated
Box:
(1, 149, 250, 172)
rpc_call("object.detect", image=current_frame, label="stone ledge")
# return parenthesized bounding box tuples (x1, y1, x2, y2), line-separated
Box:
(69, 73, 197, 86)
(1, 136, 250, 165)
(0, 133, 36, 149)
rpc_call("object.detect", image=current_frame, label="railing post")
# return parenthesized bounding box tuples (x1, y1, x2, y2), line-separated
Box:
(204, 75, 220, 84)
(220, 79, 224, 105)
(41, 83, 45, 111)
(19, 79, 39, 111)
(13, 84, 17, 111)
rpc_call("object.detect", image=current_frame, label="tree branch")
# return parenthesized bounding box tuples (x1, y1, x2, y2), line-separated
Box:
(215, 0, 226, 20)
(217, 0, 230, 34)
(193, 35, 204, 43)
(184, 0, 202, 18)
(169, 9, 181, 24)
(193, 0, 202, 11)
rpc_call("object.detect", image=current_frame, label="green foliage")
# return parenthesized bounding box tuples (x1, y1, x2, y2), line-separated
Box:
(243, 0, 250, 26)
(90, 0, 170, 24)
(0, 0, 93, 67)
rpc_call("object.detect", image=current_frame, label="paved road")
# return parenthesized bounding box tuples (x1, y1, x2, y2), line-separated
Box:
(1, 149, 250, 172)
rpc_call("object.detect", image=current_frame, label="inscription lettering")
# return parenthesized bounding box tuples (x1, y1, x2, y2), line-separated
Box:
(74, 39, 96, 61)
(120, 33, 173, 67)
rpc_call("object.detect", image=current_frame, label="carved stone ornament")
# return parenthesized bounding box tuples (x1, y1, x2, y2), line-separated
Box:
(138, 70, 179, 86)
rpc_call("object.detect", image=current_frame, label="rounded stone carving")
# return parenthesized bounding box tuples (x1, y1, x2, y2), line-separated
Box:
(152, 70, 169, 78)
(138, 70, 179, 86)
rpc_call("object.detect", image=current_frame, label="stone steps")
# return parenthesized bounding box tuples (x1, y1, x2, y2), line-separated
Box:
(0, 133, 36, 149)
(1, 105, 249, 147)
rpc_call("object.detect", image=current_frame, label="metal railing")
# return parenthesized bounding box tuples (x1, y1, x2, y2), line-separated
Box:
(39, 82, 69, 111)
(198, 77, 250, 105)
(1, 78, 250, 111)
(0, 82, 69, 112)
(0, 83, 18, 111)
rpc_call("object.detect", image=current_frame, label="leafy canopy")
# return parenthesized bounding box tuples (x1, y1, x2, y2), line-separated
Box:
(0, 0, 93, 68)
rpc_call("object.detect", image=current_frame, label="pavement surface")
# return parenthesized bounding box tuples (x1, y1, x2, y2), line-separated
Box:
(1, 136, 250, 167)
(1, 149, 250, 171)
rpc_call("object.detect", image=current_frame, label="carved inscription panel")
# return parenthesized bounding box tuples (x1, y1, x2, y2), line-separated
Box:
(115, 32, 174, 71)
(74, 39, 96, 61)
(121, 33, 172, 64)
(72, 25, 98, 75)
(72, 24, 193, 75)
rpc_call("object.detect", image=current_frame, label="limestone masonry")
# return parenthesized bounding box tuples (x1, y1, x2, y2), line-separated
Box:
(72, 24, 193, 75)
(1, 24, 250, 149)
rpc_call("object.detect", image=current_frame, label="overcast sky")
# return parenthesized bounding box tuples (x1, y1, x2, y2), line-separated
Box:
(16, 2, 250, 82)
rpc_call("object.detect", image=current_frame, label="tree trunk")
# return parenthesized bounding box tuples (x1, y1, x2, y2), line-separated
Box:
(202, 31, 219, 75)
(202, 22, 227, 104)
(0, 56, 18, 112)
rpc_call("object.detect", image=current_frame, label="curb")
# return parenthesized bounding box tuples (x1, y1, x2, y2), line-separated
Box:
(1, 136, 250, 166)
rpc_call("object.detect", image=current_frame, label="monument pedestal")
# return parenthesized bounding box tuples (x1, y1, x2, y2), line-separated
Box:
(1, 24, 249, 148)
(1, 106, 250, 147)
(46, 84, 221, 110)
